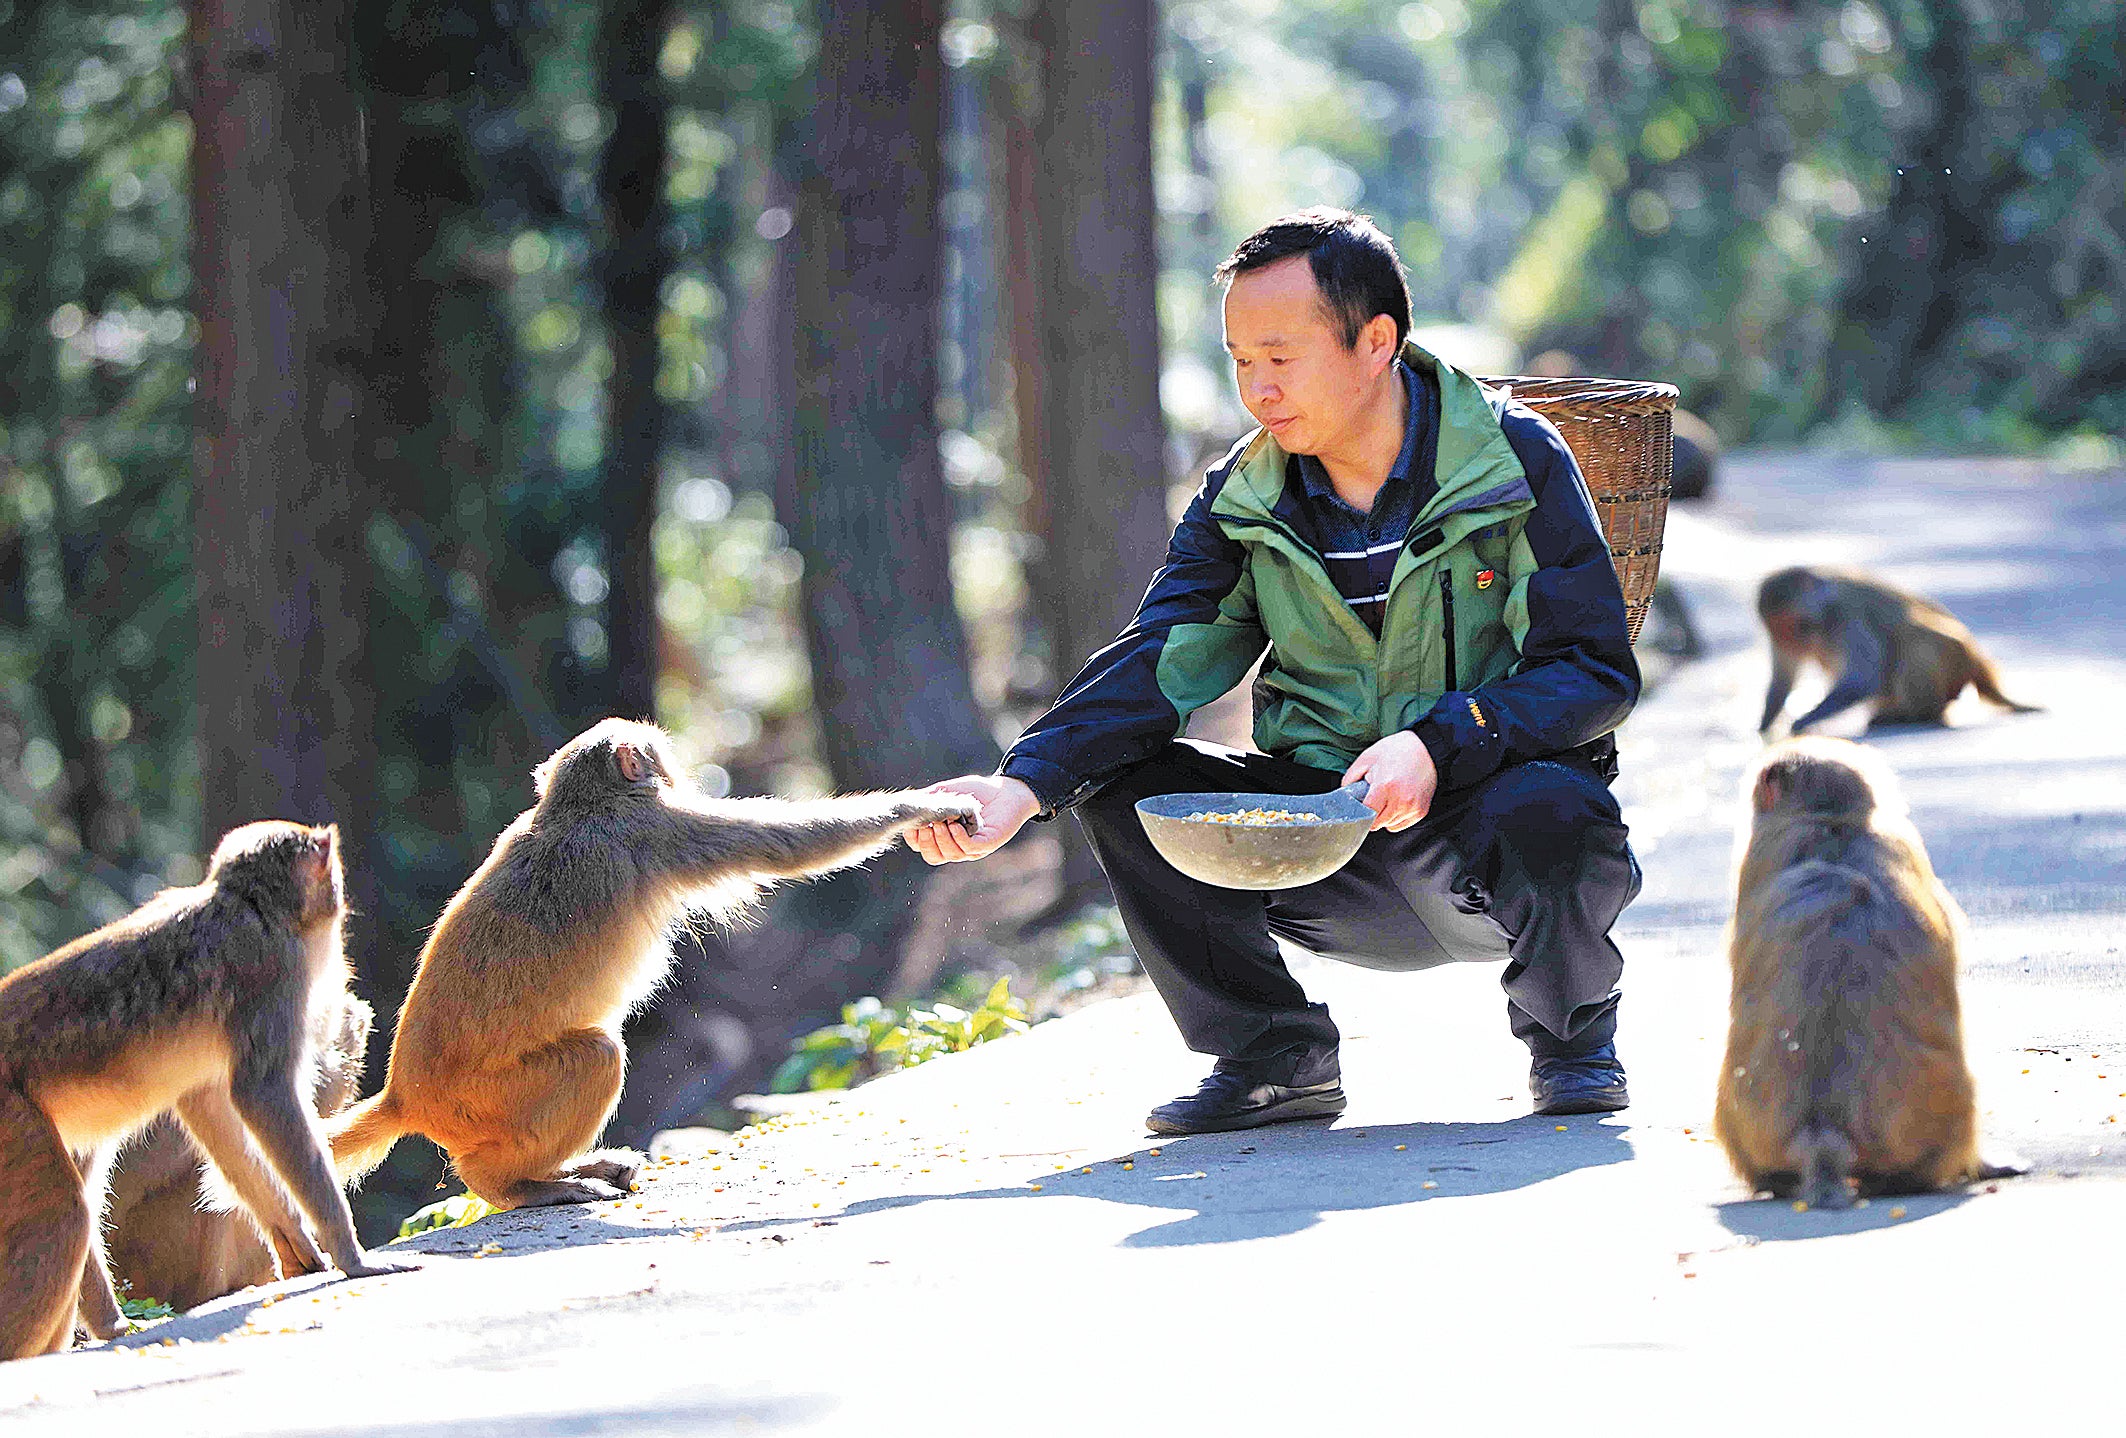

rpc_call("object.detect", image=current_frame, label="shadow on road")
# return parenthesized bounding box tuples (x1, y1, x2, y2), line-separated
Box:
(730, 1113, 1635, 1248)
(93, 1210, 693, 1350)
(1715, 1187, 1972, 1243)
(262, 1394, 836, 1438)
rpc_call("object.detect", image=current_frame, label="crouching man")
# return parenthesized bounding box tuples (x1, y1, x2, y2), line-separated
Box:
(910, 209, 1642, 1135)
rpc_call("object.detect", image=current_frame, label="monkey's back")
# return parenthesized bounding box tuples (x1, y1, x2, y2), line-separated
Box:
(0, 887, 255, 1147)
(1718, 817, 1978, 1194)
(387, 808, 687, 1076)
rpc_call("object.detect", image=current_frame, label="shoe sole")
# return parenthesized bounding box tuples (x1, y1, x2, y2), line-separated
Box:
(1533, 1088, 1630, 1117)
(1144, 1089, 1348, 1136)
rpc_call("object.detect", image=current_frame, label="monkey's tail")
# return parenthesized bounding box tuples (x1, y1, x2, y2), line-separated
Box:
(1787, 865, 1880, 1211)
(1794, 1123, 1858, 1211)
(325, 1090, 409, 1182)
(1967, 649, 2042, 713)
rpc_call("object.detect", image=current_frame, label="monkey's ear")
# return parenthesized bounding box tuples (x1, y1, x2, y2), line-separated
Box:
(293, 832, 334, 892)
(1752, 766, 1782, 814)
(614, 743, 653, 784)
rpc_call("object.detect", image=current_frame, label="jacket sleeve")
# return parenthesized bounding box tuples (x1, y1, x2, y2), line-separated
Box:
(999, 471, 1268, 816)
(1410, 403, 1642, 791)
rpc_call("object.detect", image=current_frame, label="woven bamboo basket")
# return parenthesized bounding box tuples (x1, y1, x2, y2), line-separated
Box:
(1477, 375, 1677, 644)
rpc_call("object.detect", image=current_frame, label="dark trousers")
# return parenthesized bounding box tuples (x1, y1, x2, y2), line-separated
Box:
(1075, 740, 1641, 1084)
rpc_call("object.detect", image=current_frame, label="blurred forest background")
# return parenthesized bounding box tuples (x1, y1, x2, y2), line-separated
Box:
(1, 0, 2120, 1233)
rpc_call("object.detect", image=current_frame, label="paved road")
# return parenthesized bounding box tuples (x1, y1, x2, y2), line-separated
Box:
(3, 454, 2122, 1434)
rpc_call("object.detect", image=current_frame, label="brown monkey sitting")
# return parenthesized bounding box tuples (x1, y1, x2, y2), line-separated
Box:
(1757, 565, 2040, 735)
(102, 991, 374, 1312)
(1714, 738, 2015, 1208)
(329, 718, 982, 1211)
(0, 823, 401, 1361)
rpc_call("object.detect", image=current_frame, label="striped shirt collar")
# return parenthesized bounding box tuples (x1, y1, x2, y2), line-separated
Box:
(1291, 359, 1429, 523)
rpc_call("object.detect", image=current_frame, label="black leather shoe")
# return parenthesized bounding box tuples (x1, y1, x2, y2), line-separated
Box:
(1146, 1062, 1347, 1135)
(1530, 1042, 1630, 1115)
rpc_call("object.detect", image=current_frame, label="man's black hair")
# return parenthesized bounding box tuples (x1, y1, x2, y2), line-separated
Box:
(1214, 208, 1412, 350)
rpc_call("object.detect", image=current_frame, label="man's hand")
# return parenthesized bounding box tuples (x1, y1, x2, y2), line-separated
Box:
(905, 775, 1041, 864)
(1344, 730, 1438, 832)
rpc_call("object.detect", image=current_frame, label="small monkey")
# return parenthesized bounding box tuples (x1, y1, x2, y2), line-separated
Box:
(0, 823, 400, 1361)
(1757, 565, 2040, 735)
(103, 991, 374, 1312)
(329, 718, 982, 1211)
(1714, 738, 2013, 1208)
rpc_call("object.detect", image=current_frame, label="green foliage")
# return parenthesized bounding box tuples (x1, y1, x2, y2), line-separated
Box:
(1158, 0, 2126, 449)
(773, 975, 1031, 1094)
(0, 0, 200, 971)
(394, 1192, 499, 1240)
(120, 1296, 175, 1324)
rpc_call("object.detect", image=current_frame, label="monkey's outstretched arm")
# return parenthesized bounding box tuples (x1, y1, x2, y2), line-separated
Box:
(1788, 622, 1887, 733)
(655, 792, 981, 885)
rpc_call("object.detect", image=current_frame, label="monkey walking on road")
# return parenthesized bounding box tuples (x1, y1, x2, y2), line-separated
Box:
(102, 991, 374, 1312)
(0, 823, 402, 1361)
(329, 718, 983, 1212)
(1714, 738, 2022, 1209)
(1756, 565, 2041, 736)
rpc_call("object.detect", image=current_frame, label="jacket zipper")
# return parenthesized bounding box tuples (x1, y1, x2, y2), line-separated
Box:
(1438, 570, 1458, 692)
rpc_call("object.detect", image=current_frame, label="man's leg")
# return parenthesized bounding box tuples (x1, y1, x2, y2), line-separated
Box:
(1433, 757, 1638, 1112)
(1268, 753, 1638, 1113)
(1076, 741, 1348, 1132)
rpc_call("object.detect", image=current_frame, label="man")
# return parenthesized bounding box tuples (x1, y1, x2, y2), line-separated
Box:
(909, 208, 1641, 1135)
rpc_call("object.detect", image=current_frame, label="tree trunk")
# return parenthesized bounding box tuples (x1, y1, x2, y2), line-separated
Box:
(1018, 0, 1171, 916)
(189, 1, 376, 870)
(596, 0, 676, 723)
(1821, 0, 1979, 420)
(789, 0, 987, 792)
(777, 0, 990, 1021)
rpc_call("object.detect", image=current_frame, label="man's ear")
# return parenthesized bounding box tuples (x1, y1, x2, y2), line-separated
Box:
(1361, 312, 1400, 372)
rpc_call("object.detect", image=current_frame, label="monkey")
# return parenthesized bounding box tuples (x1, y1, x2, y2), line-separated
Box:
(101, 991, 374, 1312)
(1713, 737, 2018, 1208)
(1668, 406, 1720, 503)
(1757, 565, 2041, 736)
(0, 822, 402, 1361)
(327, 718, 983, 1212)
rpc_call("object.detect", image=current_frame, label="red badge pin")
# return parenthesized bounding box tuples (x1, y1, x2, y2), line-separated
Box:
(1475, 569, 1496, 590)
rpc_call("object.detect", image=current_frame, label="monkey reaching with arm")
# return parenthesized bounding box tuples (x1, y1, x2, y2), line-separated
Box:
(328, 718, 982, 1211)
(1714, 738, 2019, 1209)
(0, 823, 401, 1361)
(1756, 565, 2041, 736)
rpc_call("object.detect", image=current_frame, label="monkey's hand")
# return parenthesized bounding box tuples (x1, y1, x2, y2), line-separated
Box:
(893, 792, 984, 834)
(906, 775, 1037, 864)
(335, 1252, 419, 1280)
(271, 1223, 329, 1279)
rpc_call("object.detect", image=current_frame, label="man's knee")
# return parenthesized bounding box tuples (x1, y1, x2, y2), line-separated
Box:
(1477, 759, 1629, 881)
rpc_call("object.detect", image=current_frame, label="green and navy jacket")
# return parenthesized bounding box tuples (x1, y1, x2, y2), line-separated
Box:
(1000, 341, 1641, 815)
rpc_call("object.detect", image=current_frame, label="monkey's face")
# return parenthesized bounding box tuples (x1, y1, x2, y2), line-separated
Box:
(300, 825, 346, 927)
(1757, 568, 1833, 634)
(208, 821, 346, 927)
(1751, 737, 1883, 820)
(534, 719, 693, 813)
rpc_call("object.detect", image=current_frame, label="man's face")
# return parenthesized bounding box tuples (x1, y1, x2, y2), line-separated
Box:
(1222, 254, 1394, 457)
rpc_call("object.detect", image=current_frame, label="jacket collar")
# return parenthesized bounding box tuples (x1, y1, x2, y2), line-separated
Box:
(1216, 339, 1528, 529)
